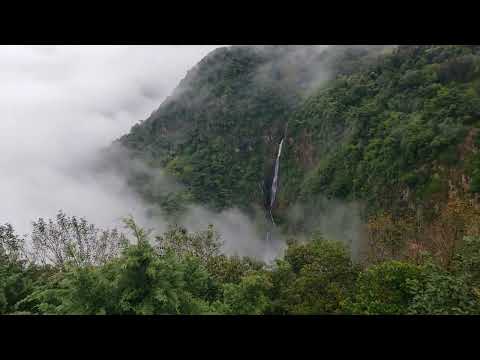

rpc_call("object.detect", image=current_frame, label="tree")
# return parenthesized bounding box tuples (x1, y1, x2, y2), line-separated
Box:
(407, 260, 480, 315)
(345, 260, 423, 315)
(366, 212, 415, 262)
(423, 195, 480, 268)
(155, 224, 223, 264)
(0, 223, 26, 263)
(272, 234, 359, 314)
(0, 224, 36, 314)
(24, 218, 217, 315)
(30, 211, 128, 268)
(219, 272, 272, 315)
(453, 235, 480, 286)
(205, 254, 264, 285)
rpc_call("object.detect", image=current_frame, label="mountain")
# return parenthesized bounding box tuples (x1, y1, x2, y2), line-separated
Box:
(116, 45, 392, 213)
(280, 46, 480, 223)
(116, 45, 480, 247)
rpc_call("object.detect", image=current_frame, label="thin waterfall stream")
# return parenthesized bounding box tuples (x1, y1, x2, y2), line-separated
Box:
(269, 138, 284, 225)
(265, 137, 284, 245)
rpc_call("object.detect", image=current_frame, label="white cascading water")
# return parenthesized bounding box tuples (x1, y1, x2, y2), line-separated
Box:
(265, 138, 284, 245)
(269, 138, 284, 224)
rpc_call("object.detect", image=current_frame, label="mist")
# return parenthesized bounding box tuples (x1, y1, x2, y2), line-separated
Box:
(181, 206, 286, 262)
(0, 45, 285, 262)
(0, 45, 223, 235)
(286, 196, 368, 261)
(251, 45, 396, 98)
(0, 45, 379, 263)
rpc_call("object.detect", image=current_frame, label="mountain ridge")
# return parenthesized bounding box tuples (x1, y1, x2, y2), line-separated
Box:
(116, 45, 394, 215)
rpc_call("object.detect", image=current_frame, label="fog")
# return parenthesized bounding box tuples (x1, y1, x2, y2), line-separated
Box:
(0, 45, 378, 262)
(0, 45, 223, 235)
(286, 197, 368, 261)
(181, 206, 286, 262)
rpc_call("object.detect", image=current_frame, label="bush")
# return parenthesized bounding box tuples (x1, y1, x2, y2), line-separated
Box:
(345, 261, 423, 315)
(272, 234, 358, 314)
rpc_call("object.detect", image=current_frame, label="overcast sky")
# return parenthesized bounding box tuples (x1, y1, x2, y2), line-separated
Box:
(0, 45, 224, 235)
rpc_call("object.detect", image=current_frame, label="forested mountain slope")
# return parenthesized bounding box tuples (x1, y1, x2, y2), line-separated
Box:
(281, 45, 480, 214)
(278, 45, 480, 266)
(117, 45, 392, 213)
(117, 44, 480, 264)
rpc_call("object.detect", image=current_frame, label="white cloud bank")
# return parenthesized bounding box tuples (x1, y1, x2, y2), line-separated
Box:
(0, 45, 224, 235)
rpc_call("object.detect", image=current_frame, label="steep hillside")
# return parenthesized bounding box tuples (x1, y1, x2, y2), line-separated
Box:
(280, 45, 480, 226)
(117, 45, 391, 215)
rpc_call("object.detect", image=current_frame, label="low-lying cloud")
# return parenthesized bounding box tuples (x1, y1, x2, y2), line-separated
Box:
(1, 45, 376, 263)
(286, 196, 368, 261)
(0, 45, 223, 234)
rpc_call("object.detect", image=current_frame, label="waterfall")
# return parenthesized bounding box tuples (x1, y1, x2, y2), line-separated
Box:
(265, 138, 284, 242)
(270, 138, 284, 212)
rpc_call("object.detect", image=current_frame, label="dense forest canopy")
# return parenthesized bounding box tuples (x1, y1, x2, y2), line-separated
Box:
(1, 212, 480, 315)
(116, 45, 394, 212)
(117, 45, 480, 220)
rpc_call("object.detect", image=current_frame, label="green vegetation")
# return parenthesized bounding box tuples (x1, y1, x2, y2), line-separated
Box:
(117, 45, 392, 214)
(81, 45, 480, 315)
(1, 213, 479, 315)
(119, 46, 295, 211)
(118, 45, 480, 244)
(4, 45, 480, 315)
(282, 45, 480, 217)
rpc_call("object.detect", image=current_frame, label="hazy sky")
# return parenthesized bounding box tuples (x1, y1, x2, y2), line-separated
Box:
(0, 45, 224, 234)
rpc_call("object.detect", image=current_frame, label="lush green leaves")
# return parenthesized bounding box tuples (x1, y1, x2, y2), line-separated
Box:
(272, 235, 359, 314)
(3, 216, 480, 315)
(345, 261, 423, 314)
(281, 45, 480, 217)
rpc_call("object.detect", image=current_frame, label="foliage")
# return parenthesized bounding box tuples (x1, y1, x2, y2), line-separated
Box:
(0, 223, 26, 263)
(346, 251, 480, 315)
(407, 260, 480, 315)
(2, 213, 480, 315)
(31, 210, 128, 268)
(23, 217, 216, 315)
(269, 234, 359, 314)
(205, 254, 264, 285)
(0, 224, 36, 314)
(155, 224, 222, 264)
(365, 194, 480, 268)
(117, 46, 480, 269)
(218, 272, 272, 315)
(281, 45, 480, 219)
(117, 45, 393, 213)
(5, 46, 480, 315)
(344, 260, 424, 315)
